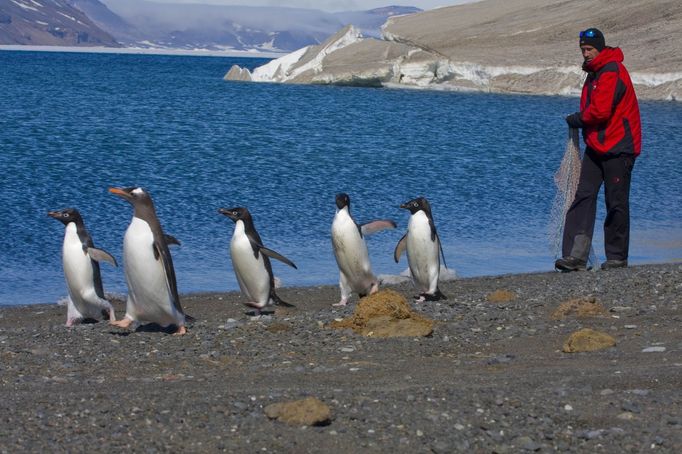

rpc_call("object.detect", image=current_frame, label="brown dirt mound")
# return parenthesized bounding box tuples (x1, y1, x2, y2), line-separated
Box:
(563, 328, 616, 353)
(264, 397, 331, 426)
(552, 297, 608, 320)
(487, 289, 516, 303)
(329, 289, 433, 337)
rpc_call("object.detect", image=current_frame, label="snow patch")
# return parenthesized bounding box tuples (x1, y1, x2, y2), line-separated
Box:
(11, 0, 38, 12)
(57, 11, 76, 22)
(284, 25, 363, 81)
(251, 46, 309, 81)
(251, 25, 363, 83)
(631, 72, 682, 87)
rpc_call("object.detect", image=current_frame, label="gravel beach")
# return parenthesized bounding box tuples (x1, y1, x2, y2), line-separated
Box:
(1, 263, 681, 452)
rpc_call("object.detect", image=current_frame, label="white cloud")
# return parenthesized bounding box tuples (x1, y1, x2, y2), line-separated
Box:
(136, 0, 476, 13)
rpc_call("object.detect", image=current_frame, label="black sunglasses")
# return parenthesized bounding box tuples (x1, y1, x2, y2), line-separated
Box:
(580, 30, 598, 38)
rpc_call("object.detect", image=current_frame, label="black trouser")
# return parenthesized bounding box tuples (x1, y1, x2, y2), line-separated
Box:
(562, 147, 635, 261)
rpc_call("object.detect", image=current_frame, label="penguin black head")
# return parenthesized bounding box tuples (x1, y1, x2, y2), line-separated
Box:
(48, 208, 83, 226)
(218, 207, 252, 224)
(400, 196, 431, 215)
(335, 193, 350, 210)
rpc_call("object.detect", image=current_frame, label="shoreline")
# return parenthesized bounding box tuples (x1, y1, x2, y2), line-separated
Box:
(0, 44, 283, 59)
(2, 258, 680, 309)
(1, 262, 680, 450)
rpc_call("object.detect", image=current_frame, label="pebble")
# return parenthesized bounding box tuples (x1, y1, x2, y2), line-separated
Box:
(621, 401, 641, 414)
(514, 436, 540, 451)
(610, 306, 634, 313)
(642, 346, 666, 353)
(579, 429, 604, 440)
(630, 389, 650, 396)
(487, 354, 515, 365)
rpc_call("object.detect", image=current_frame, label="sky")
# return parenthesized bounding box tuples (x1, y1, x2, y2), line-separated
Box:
(149, 0, 475, 12)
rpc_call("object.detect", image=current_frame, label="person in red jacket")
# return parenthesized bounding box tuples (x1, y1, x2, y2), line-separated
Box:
(555, 28, 641, 272)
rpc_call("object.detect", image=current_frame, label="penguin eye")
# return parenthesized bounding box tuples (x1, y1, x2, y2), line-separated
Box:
(63, 213, 70, 218)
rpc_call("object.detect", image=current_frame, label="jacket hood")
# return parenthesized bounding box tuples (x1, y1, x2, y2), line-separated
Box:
(583, 47, 624, 72)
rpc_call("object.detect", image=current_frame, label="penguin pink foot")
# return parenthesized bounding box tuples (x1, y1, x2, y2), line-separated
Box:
(172, 326, 187, 336)
(66, 317, 82, 327)
(111, 317, 133, 329)
(332, 299, 348, 307)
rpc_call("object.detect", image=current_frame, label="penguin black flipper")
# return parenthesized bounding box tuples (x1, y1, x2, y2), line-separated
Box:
(87, 247, 118, 267)
(259, 246, 297, 269)
(247, 236, 297, 307)
(164, 234, 181, 247)
(394, 233, 407, 263)
(360, 219, 397, 236)
(76, 218, 110, 298)
(429, 217, 438, 243)
(153, 240, 185, 317)
(435, 232, 448, 270)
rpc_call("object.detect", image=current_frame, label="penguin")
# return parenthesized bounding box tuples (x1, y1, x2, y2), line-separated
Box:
(48, 208, 117, 327)
(109, 187, 190, 335)
(331, 193, 396, 306)
(394, 196, 448, 302)
(218, 207, 297, 315)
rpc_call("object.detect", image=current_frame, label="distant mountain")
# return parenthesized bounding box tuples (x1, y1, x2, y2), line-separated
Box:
(0, 0, 119, 46)
(93, 0, 421, 52)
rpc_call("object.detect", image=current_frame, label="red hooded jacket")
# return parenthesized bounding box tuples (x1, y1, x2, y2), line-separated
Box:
(579, 47, 641, 156)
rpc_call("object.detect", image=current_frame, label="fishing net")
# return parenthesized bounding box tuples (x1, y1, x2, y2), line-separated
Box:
(549, 128, 597, 269)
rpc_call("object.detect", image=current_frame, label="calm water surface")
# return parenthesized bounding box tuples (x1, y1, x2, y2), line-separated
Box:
(1, 50, 680, 305)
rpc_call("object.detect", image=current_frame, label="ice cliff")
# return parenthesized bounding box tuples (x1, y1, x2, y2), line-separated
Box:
(224, 0, 682, 101)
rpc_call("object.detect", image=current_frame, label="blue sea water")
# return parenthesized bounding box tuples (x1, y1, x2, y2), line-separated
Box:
(1, 50, 680, 306)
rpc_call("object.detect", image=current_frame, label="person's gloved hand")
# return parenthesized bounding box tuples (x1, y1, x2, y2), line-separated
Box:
(565, 112, 584, 128)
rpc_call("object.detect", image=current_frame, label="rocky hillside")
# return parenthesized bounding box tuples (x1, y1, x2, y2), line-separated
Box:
(225, 0, 682, 101)
(0, 0, 119, 47)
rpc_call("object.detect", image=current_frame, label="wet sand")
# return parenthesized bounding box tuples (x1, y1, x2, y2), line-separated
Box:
(1, 263, 681, 452)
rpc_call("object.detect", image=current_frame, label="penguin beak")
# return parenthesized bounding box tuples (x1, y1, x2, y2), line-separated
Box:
(399, 202, 409, 210)
(109, 187, 130, 199)
(47, 210, 61, 219)
(218, 208, 237, 221)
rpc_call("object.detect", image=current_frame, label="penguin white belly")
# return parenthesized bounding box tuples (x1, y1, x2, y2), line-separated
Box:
(123, 217, 179, 325)
(230, 223, 271, 307)
(331, 212, 373, 293)
(406, 212, 440, 294)
(62, 224, 105, 319)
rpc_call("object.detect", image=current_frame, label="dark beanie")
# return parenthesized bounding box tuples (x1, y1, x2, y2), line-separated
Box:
(579, 28, 605, 51)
